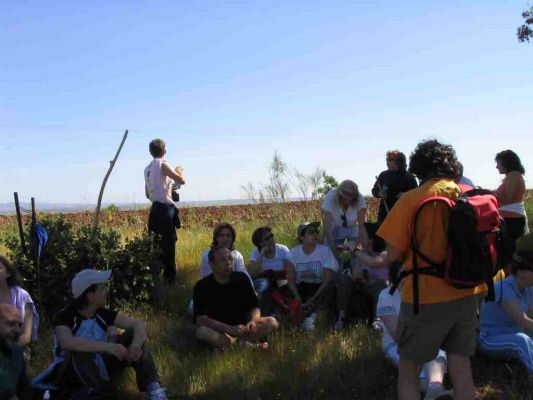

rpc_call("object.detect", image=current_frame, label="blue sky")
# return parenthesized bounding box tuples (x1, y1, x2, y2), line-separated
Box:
(1, 0, 532, 205)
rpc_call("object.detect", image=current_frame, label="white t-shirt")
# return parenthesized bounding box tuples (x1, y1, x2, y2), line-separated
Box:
(249, 244, 290, 272)
(322, 188, 367, 228)
(376, 287, 401, 352)
(144, 158, 173, 204)
(288, 244, 338, 284)
(200, 249, 250, 279)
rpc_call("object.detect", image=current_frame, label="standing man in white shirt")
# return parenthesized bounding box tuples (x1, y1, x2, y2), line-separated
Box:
(144, 138, 185, 284)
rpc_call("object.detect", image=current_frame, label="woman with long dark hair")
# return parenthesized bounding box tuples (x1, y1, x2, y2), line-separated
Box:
(495, 150, 528, 245)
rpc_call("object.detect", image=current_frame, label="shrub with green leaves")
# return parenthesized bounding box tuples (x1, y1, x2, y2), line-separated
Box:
(3, 214, 162, 318)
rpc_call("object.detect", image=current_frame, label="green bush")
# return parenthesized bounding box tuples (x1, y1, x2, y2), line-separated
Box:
(3, 215, 162, 318)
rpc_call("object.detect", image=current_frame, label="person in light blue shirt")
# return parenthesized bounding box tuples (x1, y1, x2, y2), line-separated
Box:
(479, 233, 533, 377)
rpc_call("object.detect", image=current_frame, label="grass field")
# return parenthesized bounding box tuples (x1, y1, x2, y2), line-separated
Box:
(1, 197, 533, 400)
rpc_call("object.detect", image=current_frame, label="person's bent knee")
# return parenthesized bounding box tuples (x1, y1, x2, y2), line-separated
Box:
(195, 326, 216, 342)
(262, 316, 279, 330)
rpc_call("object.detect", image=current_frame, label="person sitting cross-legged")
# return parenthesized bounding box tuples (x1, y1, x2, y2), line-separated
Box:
(32, 269, 168, 400)
(478, 233, 533, 378)
(194, 246, 278, 350)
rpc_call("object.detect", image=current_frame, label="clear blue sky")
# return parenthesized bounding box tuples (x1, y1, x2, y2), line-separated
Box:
(1, 1, 532, 205)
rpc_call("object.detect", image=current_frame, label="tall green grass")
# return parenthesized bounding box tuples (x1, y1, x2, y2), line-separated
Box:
(3, 200, 533, 399)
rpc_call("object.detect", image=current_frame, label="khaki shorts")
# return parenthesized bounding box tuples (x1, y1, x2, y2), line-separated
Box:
(395, 295, 479, 363)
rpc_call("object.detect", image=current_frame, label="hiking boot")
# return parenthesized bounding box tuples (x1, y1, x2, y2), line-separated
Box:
(423, 386, 453, 400)
(147, 388, 168, 400)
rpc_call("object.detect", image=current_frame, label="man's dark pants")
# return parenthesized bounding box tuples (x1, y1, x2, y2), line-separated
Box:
(56, 330, 159, 398)
(148, 201, 180, 283)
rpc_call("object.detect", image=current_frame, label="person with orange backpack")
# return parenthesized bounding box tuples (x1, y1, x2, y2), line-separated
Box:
(377, 140, 491, 400)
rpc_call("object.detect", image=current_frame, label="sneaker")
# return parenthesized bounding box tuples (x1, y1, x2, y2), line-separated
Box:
(148, 388, 168, 400)
(423, 386, 453, 400)
(302, 313, 317, 332)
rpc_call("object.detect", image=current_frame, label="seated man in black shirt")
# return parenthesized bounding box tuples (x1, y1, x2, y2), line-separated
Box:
(32, 269, 167, 400)
(194, 246, 278, 350)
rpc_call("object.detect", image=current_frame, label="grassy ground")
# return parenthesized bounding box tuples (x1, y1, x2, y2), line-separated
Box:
(2, 199, 533, 399)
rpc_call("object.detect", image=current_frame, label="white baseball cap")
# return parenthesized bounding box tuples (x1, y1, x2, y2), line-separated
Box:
(71, 269, 112, 298)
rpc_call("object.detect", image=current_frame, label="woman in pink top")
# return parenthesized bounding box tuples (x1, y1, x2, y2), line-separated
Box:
(495, 150, 528, 248)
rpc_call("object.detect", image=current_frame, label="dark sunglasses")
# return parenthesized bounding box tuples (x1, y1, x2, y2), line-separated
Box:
(262, 233, 274, 242)
(341, 213, 347, 227)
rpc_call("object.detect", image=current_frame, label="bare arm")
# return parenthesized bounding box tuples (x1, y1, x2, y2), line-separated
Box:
(114, 313, 147, 348)
(249, 307, 261, 323)
(386, 243, 405, 264)
(356, 250, 388, 269)
(496, 172, 520, 205)
(380, 314, 398, 338)
(55, 325, 116, 354)
(501, 299, 533, 335)
(196, 315, 240, 336)
(357, 208, 367, 245)
(286, 261, 302, 302)
(18, 304, 33, 347)
(305, 268, 334, 306)
(145, 183, 150, 200)
(322, 209, 335, 246)
(162, 162, 185, 184)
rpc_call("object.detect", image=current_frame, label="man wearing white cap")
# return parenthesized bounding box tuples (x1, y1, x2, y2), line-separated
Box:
(32, 269, 168, 399)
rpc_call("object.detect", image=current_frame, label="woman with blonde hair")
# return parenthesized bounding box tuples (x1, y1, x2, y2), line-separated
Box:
(322, 180, 367, 260)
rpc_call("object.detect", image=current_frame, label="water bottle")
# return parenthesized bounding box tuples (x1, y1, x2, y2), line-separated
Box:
(43, 390, 51, 400)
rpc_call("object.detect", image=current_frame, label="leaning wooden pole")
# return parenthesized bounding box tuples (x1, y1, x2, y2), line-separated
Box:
(94, 130, 129, 228)
(13, 192, 26, 253)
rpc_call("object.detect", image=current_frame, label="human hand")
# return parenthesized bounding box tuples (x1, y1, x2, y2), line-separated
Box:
(106, 343, 128, 360)
(230, 324, 248, 337)
(175, 165, 184, 173)
(126, 344, 143, 362)
(246, 321, 257, 333)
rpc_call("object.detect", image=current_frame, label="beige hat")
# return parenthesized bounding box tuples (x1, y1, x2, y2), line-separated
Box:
(71, 269, 112, 298)
(337, 180, 359, 200)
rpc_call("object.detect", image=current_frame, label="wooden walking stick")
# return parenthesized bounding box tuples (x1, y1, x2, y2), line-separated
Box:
(94, 130, 129, 228)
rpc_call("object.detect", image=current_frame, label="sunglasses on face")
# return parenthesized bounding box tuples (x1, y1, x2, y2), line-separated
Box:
(341, 213, 347, 227)
(262, 233, 274, 243)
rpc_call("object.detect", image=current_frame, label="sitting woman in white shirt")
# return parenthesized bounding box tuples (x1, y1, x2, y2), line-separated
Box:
(199, 222, 250, 279)
(375, 263, 452, 400)
(286, 222, 338, 331)
(248, 226, 291, 298)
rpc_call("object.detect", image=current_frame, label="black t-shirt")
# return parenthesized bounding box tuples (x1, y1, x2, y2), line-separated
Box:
(372, 170, 418, 222)
(193, 272, 259, 326)
(54, 306, 118, 349)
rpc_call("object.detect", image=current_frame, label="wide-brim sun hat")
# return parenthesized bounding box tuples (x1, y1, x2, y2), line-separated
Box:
(71, 269, 112, 298)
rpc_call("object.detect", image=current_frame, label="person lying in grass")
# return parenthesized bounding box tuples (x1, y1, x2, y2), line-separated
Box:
(375, 263, 453, 400)
(194, 246, 278, 350)
(287, 222, 338, 332)
(32, 269, 168, 400)
(478, 233, 533, 379)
